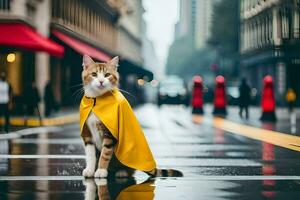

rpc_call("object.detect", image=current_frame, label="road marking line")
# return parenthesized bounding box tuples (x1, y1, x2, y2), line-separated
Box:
(0, 113, 79, 127)
(0, 155, 261, 167)
(156, 158, 261, 167)
(0, 176, 83, 181)
(176, 176, 300, 181)
(0, 155, 85, 159)
(290, 143, 300, 147)
(12, 138, 82, 144)
(212, 117, 300, 152)
(0, 126, 62, 140)
(0, 175, 300, 181)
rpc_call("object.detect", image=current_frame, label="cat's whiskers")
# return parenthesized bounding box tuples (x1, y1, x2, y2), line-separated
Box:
(74, 90, 85, 105)
(69, 83, 84, 89)
(72, 87, 84, 97)
(73, 87, 85, 104)
(117, 88, 136, 99)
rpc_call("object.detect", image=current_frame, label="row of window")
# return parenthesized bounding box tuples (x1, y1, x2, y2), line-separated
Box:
(52, 0, 118, 53)
(0, 0, 10, 12)
(241, 12, 273, 51)
(241, 0, 271, 13)
(241, 6, 300, 52)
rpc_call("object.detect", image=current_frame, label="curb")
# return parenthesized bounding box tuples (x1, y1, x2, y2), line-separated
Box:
(0, 113, 79, 127)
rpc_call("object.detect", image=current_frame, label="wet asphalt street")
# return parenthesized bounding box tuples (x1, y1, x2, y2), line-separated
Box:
(1, 104, 300, 200)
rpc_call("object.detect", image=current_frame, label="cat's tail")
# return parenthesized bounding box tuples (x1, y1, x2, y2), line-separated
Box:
(146, 168, 183, 177)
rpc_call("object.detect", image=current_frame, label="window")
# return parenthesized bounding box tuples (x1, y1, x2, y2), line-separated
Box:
(0, 0, 10, 12)
(26, 1, 37, 23)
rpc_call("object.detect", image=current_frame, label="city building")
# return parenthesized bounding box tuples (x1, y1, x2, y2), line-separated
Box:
(194, 0, 215, 49)
(176, 0, 192, 39)
(114, 0, 153, 105)
(240, 0, 300, 105)
(0, 0, 152, 114)
(166, 0, 216, 77)
(175, 0, 215, 49)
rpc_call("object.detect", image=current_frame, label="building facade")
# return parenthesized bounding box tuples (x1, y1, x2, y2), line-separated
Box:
(114, 0, 153, 105)
(176, 0, 192, 39)
(0, 0, 152, 114)
(175, 0, 215, 49)
(194, 0, 215, 49)
(240, 0, 300, 105)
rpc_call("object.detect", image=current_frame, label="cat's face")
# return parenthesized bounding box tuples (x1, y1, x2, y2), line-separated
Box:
(82, 55, 119, 98)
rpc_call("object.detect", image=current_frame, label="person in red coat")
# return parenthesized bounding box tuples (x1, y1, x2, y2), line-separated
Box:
(213, 76, 227, 116)
(260, 75, 276, 121)
(191, 76, 204, 114)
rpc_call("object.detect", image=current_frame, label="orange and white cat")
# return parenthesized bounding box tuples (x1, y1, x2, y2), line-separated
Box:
(81, 55, 120, 178)
(81, 55, 182, 178)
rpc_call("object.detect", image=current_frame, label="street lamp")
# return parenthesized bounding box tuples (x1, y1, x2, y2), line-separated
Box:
(7, 53, 16, 63)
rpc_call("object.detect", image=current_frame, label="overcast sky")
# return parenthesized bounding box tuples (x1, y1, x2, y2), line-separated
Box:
(143, 0, 179, 69)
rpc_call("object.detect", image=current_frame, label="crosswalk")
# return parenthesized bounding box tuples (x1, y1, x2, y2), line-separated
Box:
(1, 105, 300, 199)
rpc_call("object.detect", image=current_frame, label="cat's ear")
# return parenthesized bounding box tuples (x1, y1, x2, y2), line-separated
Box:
(108, 56, 119, 69)
(82, 55, 95, 70)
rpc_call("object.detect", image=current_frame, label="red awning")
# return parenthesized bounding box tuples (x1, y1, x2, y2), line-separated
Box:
(52, 30, 111, 62)
(0, 23, 64, 57)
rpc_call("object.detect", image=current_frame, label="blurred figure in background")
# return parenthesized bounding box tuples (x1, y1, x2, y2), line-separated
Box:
(286, 88, 296, 113)
(24, 81, 41, 119)
(44, 81, 55, 117)
(0, 72, 12, 132)
(213, 76, 227, 116)
(238, 78, 251, 119)
(191, 76, 204, 115)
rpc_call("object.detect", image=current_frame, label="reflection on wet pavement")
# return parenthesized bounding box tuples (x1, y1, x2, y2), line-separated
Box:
(1, 178, 300, 199)
(1, 105, 300, 199)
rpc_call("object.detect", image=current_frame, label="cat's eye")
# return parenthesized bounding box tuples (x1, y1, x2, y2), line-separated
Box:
(105, 73, 111, 77)
(91, 72, 97, 77)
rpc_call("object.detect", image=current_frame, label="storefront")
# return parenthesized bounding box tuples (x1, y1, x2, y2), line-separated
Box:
(241, 46, 300, 106)
(0, 20, 64, 113)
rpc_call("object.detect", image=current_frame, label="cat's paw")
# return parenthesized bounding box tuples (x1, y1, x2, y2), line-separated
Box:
(94, 168, 108, 178)
(82, 178, 96, 186)
(82, 167, 95, 177)
(95, 178, 107, 186)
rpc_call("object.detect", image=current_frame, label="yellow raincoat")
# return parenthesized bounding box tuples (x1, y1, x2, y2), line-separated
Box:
(79, 88, 156, 172)
(116, 181, 155, 200)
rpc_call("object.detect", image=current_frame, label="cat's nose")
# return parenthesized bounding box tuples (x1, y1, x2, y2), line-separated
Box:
(99, 81, 104, 85)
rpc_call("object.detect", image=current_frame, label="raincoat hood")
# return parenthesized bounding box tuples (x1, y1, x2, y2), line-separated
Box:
(79, 89, 156, 172)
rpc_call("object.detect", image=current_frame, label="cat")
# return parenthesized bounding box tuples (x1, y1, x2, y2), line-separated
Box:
(80, 55, 183, 178)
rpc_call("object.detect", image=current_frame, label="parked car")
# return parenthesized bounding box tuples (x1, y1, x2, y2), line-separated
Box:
(157, 76, 189, 106)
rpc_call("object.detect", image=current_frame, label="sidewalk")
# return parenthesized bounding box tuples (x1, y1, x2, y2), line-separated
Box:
(0, 109, 79, 128)
(204, 104, 300, 136)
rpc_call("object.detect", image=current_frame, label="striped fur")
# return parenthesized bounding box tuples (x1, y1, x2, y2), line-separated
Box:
(81, 55, 183, 178)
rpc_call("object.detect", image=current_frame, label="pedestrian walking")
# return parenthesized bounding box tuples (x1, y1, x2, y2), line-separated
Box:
(24, 81, 42, 124)
(285, 88, 297, 133)
(286, 88, 296, 112)
(213, 76, 227, 116)
(238, 78, 251, 119)
(0, 72, 12, 133)
(44, 81, 55, 117)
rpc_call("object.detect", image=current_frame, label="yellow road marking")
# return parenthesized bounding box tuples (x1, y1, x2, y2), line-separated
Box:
(0, 114, 79, 127)
(213, 117, 300, 152)
(192, 114, 203, 124)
